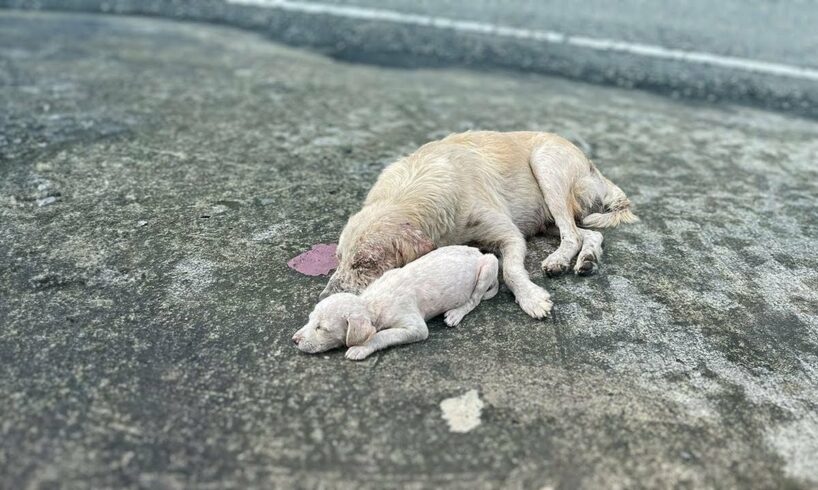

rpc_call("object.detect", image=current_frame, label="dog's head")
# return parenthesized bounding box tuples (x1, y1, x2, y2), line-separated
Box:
(319, 208, 434, 299)
(292, 293, 375, 353)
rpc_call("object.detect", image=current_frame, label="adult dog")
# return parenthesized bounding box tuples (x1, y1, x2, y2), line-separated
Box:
(320, 131, 638, 318)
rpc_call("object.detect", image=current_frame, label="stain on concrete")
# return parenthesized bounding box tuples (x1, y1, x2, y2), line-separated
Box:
(441, 389, 485, 433)
(287, 244, 338, 276)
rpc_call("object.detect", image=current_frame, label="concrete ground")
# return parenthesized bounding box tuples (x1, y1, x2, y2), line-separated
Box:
(1, 10, 818, 489)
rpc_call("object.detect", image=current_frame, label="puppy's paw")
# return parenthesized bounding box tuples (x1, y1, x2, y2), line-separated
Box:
(345, 346, 374, 361)
(444, 308, 466, 327)
(574, 252, 598, 276)
(516, 287, 553, 319)
(542, 255, 570, 277)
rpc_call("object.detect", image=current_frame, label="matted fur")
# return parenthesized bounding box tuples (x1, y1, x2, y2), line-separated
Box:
(321, 131, 638, 318)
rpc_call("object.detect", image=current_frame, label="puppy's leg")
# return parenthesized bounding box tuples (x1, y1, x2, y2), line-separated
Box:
(575, 228, 604, 275)
(530, 147, 585, 276)
(345, 313, 428, 361)
(483, 269, 500, 300)
(444, 254, 499, 327)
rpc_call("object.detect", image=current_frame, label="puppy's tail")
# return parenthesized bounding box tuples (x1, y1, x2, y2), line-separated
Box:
(581, 177, 639, 228)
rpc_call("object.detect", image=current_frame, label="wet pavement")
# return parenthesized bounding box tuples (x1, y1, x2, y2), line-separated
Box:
(1, 10, 818, 489)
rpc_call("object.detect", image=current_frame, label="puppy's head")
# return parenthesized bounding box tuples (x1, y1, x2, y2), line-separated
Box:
(320, 208, 434, 299)
(292, 293, 375, 353)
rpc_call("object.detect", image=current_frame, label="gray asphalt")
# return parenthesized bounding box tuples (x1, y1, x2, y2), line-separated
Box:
(2, 0, 818, 118)
(2, 10, 818, 490)
(321, 0, 818, 68)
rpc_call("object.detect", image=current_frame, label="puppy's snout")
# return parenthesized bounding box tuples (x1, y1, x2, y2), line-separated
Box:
(292, 333, 304, 346)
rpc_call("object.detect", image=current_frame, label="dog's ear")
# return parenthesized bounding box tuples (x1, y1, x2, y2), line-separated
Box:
(345, 313, 376, 347)
(394, 223, 435, 265)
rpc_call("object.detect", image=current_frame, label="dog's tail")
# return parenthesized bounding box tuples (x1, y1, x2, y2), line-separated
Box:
(581, 177, 639, 228)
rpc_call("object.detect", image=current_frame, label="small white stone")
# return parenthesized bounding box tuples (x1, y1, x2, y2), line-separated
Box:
(36, 196, 57, 207)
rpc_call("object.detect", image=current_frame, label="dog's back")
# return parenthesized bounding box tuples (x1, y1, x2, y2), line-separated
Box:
(368, 131, 636, 233)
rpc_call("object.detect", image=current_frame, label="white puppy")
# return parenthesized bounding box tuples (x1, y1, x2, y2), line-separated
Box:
(293, 246, 499, 360)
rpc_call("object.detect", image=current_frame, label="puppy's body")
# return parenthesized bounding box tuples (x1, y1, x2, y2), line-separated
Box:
(322, 131, 638, 318)
(294, 246, 498, 360)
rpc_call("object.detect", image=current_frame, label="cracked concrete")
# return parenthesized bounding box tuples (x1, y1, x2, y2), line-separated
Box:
(1, 10, 817, 489)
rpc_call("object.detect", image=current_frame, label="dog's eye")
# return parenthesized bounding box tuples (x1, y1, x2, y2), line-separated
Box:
(315, 324, 322, 331)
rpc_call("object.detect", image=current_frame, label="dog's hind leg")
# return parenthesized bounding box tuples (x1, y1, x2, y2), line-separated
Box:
(530, 144, 587, 276)
(575, 228, 604, 275)
(444, 254, 499, 327)
(541, 205, 583, 276)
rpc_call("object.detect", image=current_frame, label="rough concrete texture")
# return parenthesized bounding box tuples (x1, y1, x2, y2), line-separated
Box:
(1, 11, 818, 489)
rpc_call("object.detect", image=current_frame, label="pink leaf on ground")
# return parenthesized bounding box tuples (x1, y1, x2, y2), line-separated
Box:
(287, 243, 339, 276)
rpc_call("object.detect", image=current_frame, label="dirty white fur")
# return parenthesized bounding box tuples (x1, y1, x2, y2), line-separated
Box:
(321, 131, 638, 318)
(294, 246, 498, 360)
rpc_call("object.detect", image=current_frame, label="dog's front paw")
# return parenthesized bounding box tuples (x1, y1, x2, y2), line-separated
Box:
(516, 287, 553, 319)
(574, 251, 598, 276)
(444, 308, 466, 327)
(542, 255, 570, 277)
(345, 346, 374, 361)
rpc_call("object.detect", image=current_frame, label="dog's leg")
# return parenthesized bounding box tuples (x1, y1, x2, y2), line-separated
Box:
(575, 228, 604, 275)
(541, 199, 583, 276)
(345, 313, 428, 361)
(503, 233, 553, 318)
(444, 254, 499, 327)
(530, 151, 584, 276)
(478, 214, 552, 318)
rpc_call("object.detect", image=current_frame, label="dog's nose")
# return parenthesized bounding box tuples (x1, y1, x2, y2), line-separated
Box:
(292, 333, 303, 346)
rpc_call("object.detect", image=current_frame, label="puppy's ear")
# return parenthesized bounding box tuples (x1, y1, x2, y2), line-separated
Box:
(345, 313, 376, 347)
(394, 223, 435, 265)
